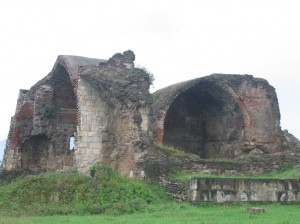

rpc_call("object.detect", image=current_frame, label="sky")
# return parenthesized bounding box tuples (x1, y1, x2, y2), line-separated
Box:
(0, 0, 300, 141)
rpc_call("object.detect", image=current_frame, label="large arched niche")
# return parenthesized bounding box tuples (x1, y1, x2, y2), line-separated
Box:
(163, 80, 244, 158)
(52, 63, 77, 109)
(20, 135, 52, 171)
(51, 63, 78, 155)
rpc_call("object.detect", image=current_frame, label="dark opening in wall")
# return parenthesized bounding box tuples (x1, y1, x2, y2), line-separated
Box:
(20, 135, 51, 170)
(52, 64, 77, 108)
(163, 81, 244, 158)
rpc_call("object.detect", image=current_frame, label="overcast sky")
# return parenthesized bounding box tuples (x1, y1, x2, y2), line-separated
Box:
(0, 0, 300, 141)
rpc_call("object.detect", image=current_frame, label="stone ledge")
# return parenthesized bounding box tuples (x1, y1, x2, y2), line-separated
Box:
(188, 178, 300, 203)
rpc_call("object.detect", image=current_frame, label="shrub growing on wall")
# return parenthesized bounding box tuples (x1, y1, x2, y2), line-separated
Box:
(39, 105, 59, 120)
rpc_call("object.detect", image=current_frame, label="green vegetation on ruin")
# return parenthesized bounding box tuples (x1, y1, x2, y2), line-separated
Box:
(38, 105, 59, 120)
(169, 165, 300, 181)
(156, 144, 239, 164)
(155, 144, 200, 159)
(135, 66, 155, 86)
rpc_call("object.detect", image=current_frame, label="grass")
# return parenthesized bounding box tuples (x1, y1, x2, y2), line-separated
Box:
(155, 144, 242, 164)
(1, 203, 300, 224)
(0, 165, 169, 216)
(169, 165, 300, 181)
(155, 144, 198, 158)
(1, 164, 300, 223)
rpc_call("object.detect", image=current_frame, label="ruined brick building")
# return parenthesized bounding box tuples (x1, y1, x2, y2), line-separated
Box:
(1, 50, 297, 176)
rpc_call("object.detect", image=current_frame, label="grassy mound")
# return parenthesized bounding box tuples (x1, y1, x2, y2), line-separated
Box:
(0, 165, 169, 216)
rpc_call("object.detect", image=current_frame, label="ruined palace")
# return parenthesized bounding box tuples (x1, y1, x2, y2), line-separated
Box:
(1, 50, 293, 176)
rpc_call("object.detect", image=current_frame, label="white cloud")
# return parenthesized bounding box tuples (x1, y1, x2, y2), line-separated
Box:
(0, 0, 300, 139)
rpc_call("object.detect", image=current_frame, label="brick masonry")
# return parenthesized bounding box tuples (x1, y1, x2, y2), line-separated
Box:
(152, 74, 282, 158)
(1, 51, 300, 180)
(75, 77, 109, 172)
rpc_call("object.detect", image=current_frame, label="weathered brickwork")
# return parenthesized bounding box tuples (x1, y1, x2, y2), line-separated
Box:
(1, 57, 94, 171)
(75, 77, 109, 172)
(1, 51, 300, 179)
(1, 50, 152, 176)
(152, 74, 282, 158)
(77, 50, 152, 175)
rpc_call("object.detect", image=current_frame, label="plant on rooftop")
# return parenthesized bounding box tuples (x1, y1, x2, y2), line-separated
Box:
(135, 66, 155, 86)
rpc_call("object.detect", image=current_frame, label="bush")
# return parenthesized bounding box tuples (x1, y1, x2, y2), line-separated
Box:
(39, 105, 59, 120)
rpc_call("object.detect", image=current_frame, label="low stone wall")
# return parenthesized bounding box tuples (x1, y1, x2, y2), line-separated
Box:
(188, 178, 300, 203)
(160, 180, 187, 201)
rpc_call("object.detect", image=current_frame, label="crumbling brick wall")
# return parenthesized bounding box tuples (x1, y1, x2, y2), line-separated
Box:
(152, 74, 282, 158)
(2, 58, 84, 171)
(75, 50, 153, 175)
(2, 51, 297, 178)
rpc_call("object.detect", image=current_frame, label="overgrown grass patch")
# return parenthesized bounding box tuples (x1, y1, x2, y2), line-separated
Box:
(0, 165, 169, 216)
(155, 144, 198, 158)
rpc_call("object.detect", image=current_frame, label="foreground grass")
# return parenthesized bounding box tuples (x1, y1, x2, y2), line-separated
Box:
(1, 164, 300, 223)
(0, 165, 168, 216)
(170, 165, 300, 181)
(1, 203, 300, 224)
